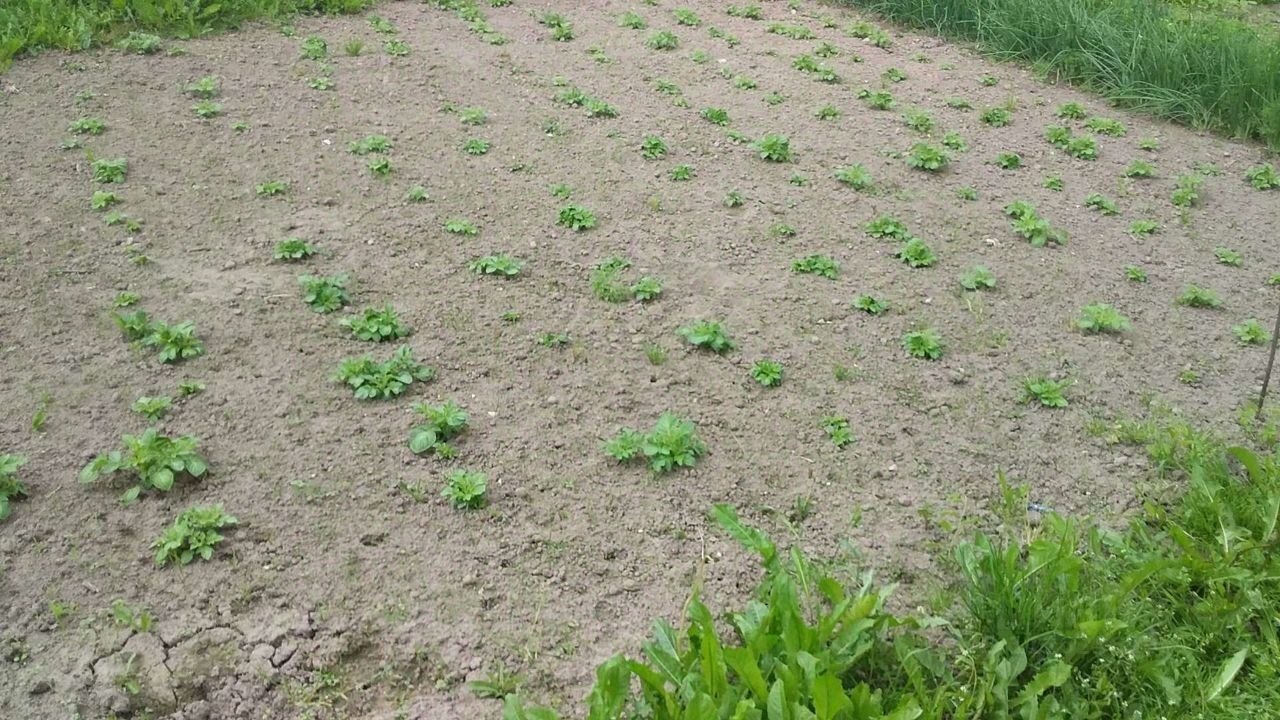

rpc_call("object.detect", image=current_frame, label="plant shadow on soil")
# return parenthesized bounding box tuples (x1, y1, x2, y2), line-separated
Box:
(0, 0, 1276, 717)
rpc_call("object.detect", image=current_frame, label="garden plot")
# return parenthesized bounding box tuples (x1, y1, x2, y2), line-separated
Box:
(0, 0, 1277, 717)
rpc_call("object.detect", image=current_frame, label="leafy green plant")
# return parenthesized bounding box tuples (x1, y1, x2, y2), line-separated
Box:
(383, 38, 409, 55)
(896, 238, 937, 268)
(92, 158, 127, 183)
(857, 88, 894, 110)
(853, 294, 888, 315)
(1085, 116, 1126, 136)
(731, 75, 756, 90)
(69, 117, 105, 135)
(1172, 174, 1204, 207)
(80, 429, 208, 503)
(648, 30, 679, 50)
(1124, 265, 1148, 282)
(442, 470, 487, 509)
(1246, 164, 1279, 190)
(342, 305, 409, 341)
(767, 22, 815, 39)
(674, 7, 700, 26)
(178, 381, 205, 397)
(956, 186, 977, 200)
(605, 413, 706, 473)
(723, 190, 744, 208)
(152, 505, 237, 566)
(458, 107, 487, 126)
(678, 320, 735, 354)
(192, 100, 222, 118)
(1076, 303, 1131, 333)
(333, 346, 433, 400)
(1044, 124, 1071, 147)
(791, 255, 839, 279)
(815, 104, 840, 120)
(91, 190, 119, 210)
(942, 131, 967, 151)
(1232, 318, 1270, 345)
(669, 163, 694, 181)
(902, 328, 943, 358)
(995, 152, 1022, 169)
(348, 135, 392, 155)
(117, 31, 162, 54)
(865, 216, 912, 241)
(1084, 193, 1118, 214)
(1021, 376, 1070, 408)
(1042, 175, 1064, 191)
(906, 143, 949, 171)
(821, 415, 853, 447)
(1214, 246, 1242, 267)
(751, 360, 782, 387)
(960, 266, 996, 290)
(1129, 219, 1159, 235)
(700, 106, 729, 125)
(255, 180, 287, 196)
(1008, 204, 1067, 247)
(945, 96, 972, 109)
(727, 4, 763, 19)
(468, 254, 523, 277)
(834, 164, 873, 190)
(144, 321, 204, 363)
(113, 291, 139, 308)
(980, 106, 1012, 126)
(631, 277, 663, 302)
(409, 401, 468, 455)
(273, 237, 315, 261)
(1177, 285, 1222, 308)
(901, 108, 934, 133)
(1124, 159, 1156, 178)
(444, 219, 478, 235)
(131, 395, 171, 421)
(300, 35, 327, 59)
(753, 134, 791, 162)
(0, 455, 28, 521)
(461, 138, 490, 156)
(343, 39, 363, 56)
(298, 274, 349, 313)
(557, 205, 597, 231)
(1139, 137, 1160, 150)
(1066, 135, 1097, 159)
(641, 135, 667, 159)
(366, 157, 392, 176)
(590, 257, 631, 303)
(619, 11, 646, 29)
(1056, 101, 1087, 119)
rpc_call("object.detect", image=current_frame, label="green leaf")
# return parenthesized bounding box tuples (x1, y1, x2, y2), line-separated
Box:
(185, 457, 207, 477)
(683, 693, 717, 720)
(724, 647, 768, 702)
(409, 427, 438, 454)
(151, 467, 174, 491)
(884, 698, 923, 720)
(711, 504, 778, 570)
(767, 678, 790, 720)
(812, 675, 850, 720)
(1226, 446, 1263, 482)
(121, 485, 141, 504)
(586, 655, 630, 720)
(1205, 647, 1248, 702)
(644, 620, 686, 685)
(0, 496, 9, 520)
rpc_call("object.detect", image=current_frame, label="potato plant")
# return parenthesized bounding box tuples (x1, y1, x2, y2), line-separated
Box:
(80, 429, 209, 503)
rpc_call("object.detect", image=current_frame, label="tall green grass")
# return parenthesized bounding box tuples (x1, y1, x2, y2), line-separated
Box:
(835, 0, 1280, 148)
(503, 418, 1280, 718)
(0, 0, 374, 69)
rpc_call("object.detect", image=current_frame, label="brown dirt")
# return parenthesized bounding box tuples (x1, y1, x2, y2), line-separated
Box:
(1, 0, 1277, 717)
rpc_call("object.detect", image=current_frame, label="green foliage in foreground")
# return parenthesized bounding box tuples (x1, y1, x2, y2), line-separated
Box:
(507, 421, 1280, 719)
(0, 0, 376, 70)
(835, 0, 1280, 147)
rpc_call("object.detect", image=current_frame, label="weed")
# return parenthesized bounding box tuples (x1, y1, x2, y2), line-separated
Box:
(348, 135, 392, 155)
(644, 344, 667, 365)
(678, 320, 735, 354)
(461, 138, 490, 155)
(442, 470, 488, 509)
(907, 143, 949, 171)
(92, 158, 127, 183)
(648, 30, 678, 50)
(727, 4, 763, 20)
(960, 266, 996, 290)
(731, 75, 757, 90)
(674, 8, 700, 26)
(1129, 219, 1159, 235)
(751, 360, 783, 387)
(333, 346, 434, 400)
(1139, 137, 1160, 150)
(255, 180, 288, 196)
(764, 91, 786, 106)
(468, 255, 523, 277)
(897, 238, 937, 268)
(444, 219, 478, 235)
(152, 505, 237, 566)
(995, 152, 1022, 169)
(131, 396, 171, 421)
(767, 23, 815, 40)
(903, 328, 944, 359)
(1177, 285, 1222, 308)
(1124, 265, 1148, 282)
(537, 333, 571, 348)
(273, 237, 316, 261)
(640, 135, 667, 159)
(1232, 319, 1270, 345)
(558, 205, 597, 231)
(1124, 159, 1156, 178)
(0, 455, 28, 521)
(834, 164, 873, 190)
(590, 257, 631, 303)
(1076, 303, 1131, 333)
(1021, 377, 1070, 407)
(1246, 164, 1279, 190)
(298, 274, 349, 313)
(847, 20, 892, 47)
(853, 294, 889, 315)
(343, 39, 363, 56)
(550, 183, 572, 199)
(605, 413, 706, 473)
(980, 106, 1012, 126)
(342, 305, 409, 342)
(791, 255, 839, 279)
(788, 173, 809, 186)
(1214, 247, 1243, 267)
(307, 75, 334, 91)
(946, 97, 972, 110)
(1084, 193, 1118, 214)
(80, 429, 208, 503)
(110, 600, 153, 633)
(409, 401, 468, 455)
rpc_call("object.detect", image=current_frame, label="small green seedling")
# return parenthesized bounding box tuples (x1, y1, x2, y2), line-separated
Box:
(461, 138, 490, 155)
(342, 305, 409, 341)
(1124, 160, 1156, 178)
(273, 237, 316, 261)
(558, 205, 597, 231)
(298, 274, 349, 313)
(816, 105, 840, 120)
(1177, 285, 1222, 308)
(144, 321, 204, 363)
(348, 135, 392, 155)
(960, 266, 996, 290)
(409, 401, 468, 455)
(619, 11, 646, 29)
(113, 291, 140, 307)
(1123, 265, 1147, 282)
(1042, 176, 1064, 191)
(468, 255, 523, 277)
(980, 107, 1012, 127)
(93, 158, 128, 183)
(1213, 247, 1242, 267)
(459, 107, 487, 126)
(537, 332, 571, 348)
(1084, 193, 1118, 214)
(754, 134, 791, 162)
(333, 346, 433, 400)
(91, 190, 120, 210)
(669, 164, 694, 181)
(821, 416, 853, 447)
(641, 135, 667, 159)
(1128, 220, 1159, 235)
(192, 100, 222, 118)
(1172, 174, 1203, 207)
(1139, 137, 1160, 151)
(0, 455, 29, 521)
(700, 107, 729, 125)
(367, 157, 392, 176)
(956, 186, 977, 201)
(255, 180, 288, 196)
(344, 39, 363, 56)
(301, 36, 327, 59)
(678, 320, 735, 354)
(1246, 164, 1279, 190)
(384, 39, 410, 56)
(1232, 319, 1270, 346)
(902, 328, 943, 359)
(866, 216, 912, 241)
(1085, 117, 1126, 136)
(118, 32, 162, 54)
(152, 505, 237, 566)
(896, 238, 937, 268)
(442, 470, 488, 509)
(792, 255, 839, 279)
(995, 152, 1022, 169)
(648, 30, 679, 50)
(853, 295, 888, 315)
(1044, 125, 1071, 147)
(1021, 377, 1069, 408)
(178, 381, 205, 397)
(857, 89, 894, 110)
(631, 277, 663, 301)
(724, 191, 745, 208)
(1056, 102, 1087, 119)
(1076, 303, 1130, 333)
(771, 223, 797, 237)
(942, 132, 967, 151)
(834, 164, 873, 190)
(444, 219, 478, 235)
(1066, 135, 1097, 160)
(80, 429, 208, 503)
(69, 117, 105, 135)
(751, 360, 783, 387)
(605, 413, 706, 473)
(131, 396, 172, 421)
(907, 143, 949, 172)
(550, 183, 572, 199)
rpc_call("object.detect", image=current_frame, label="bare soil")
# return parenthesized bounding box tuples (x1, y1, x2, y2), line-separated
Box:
(1, 0, 1277, 717)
